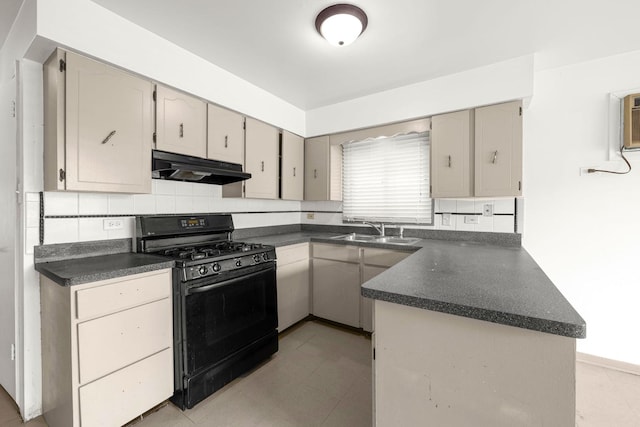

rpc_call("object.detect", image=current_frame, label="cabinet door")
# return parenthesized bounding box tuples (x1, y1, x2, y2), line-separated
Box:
(207, 103, 244, 164)
(244, 118, 279, 199)
(431, 110, 474, 198)
(361, 265, 387, 333)
(277, 259, 310, 332)
(155, 84, 207, 158)
(63, 51, 152, 193)
(304, 136, 329, 200)
(475, 101, 522, 197)
(281, 131, 304, 200)
(312, 258, 360, 327)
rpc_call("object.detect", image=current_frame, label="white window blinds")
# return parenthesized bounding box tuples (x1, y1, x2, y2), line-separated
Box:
(342, 132, 432, 224)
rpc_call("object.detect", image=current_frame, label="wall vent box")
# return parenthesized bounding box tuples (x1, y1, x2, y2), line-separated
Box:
(623, 93, 640, 149)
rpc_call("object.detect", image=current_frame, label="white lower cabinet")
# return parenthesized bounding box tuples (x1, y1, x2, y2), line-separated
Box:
(311, 243, 412, 331)
(40, 269, 173, 427)
(276, 243, 310, 332)
(312, 258, 361, 327)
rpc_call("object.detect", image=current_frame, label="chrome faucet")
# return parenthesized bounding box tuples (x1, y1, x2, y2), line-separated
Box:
(363, 221, 385, 236)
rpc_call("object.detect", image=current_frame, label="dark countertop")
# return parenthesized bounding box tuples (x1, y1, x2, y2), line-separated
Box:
(35, 253, 175, 286)
(34, 229, 585, 339)
(247, 232, 586, 339)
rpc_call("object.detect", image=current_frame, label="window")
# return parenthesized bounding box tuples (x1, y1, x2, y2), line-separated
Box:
(342, 131, 432, 224)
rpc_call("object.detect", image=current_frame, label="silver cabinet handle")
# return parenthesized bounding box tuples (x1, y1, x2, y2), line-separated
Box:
(101, 130, 116, 144)
(293, 167, 296, 177)
(224, 135, 228, 148)
(492, 150, 498, 164)
(448, 155, 452, 168)
(261, 161, 264, 172)
(314, 169, 317, 178)
(179, 123, 184, 138)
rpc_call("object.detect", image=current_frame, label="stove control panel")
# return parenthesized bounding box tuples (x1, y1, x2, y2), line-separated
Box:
(183, 251, 274, 281)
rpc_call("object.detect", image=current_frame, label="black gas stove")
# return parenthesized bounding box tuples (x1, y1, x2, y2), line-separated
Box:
(135, 214, 278, 410)
(158, 241, 275, 281)
(135, 214, 276, 280)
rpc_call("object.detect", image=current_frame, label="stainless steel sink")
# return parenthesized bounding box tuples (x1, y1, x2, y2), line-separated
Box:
(331, 233, 378, 242)
(374, 236, 421, 245)
(331, 233, 421, 245)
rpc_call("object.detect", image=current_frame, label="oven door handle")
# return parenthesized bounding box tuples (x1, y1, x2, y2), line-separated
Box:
(185, 269, 270, 295)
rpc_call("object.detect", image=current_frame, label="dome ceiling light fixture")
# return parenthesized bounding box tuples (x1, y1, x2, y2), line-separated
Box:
(315, 4, 368, 47)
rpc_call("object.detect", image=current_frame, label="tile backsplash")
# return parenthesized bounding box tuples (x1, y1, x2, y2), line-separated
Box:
(33, 180, 519, 246)
(301, 198, 517, 234)
(37, 180, 303, 245)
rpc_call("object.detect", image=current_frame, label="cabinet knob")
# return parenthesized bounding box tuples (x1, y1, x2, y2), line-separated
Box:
(101, 130, 116, 145)
(179, 123, 184, 138)
(492, 150, 498, 164)
(293, 167, 296, 177)
(447, 155, 452, 168)
(261, 161, 264, 172)
(224, 135, 228, 148)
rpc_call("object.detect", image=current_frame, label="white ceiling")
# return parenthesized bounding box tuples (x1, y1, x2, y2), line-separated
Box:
(0, 0, 24, 50)
(4, 1, 640, 110)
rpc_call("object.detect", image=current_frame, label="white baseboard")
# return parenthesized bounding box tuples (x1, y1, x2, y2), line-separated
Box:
(577, 352, 640, 376)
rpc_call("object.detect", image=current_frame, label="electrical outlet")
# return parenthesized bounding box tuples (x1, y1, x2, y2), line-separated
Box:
(103, 219, 124, 230)
(306, 213, 315, 220)
(464, 215, 479, 224)
(483, 204, 494, 216)
(442, 213, 451, 226)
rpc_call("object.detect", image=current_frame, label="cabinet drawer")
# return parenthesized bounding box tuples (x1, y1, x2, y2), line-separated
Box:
(312, 243, 360, 263)
(276, 243, 309, 266)
(75, 269, 171, 320)
(362, 248, 411, 267)
(77, 298, 172, 384)
(78, 348, 173, 427)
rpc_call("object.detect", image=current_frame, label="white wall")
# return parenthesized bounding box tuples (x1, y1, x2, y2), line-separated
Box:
(0, 0, 36, 416)
(523, 50, 640, 365)
(305, 55, 534, 137)
(18, 58, 44, 420)
(307, 48, 640, 366)
(34, 0, 305, 136)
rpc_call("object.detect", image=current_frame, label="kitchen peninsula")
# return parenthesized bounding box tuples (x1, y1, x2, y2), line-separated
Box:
(361, 239, 585, 427)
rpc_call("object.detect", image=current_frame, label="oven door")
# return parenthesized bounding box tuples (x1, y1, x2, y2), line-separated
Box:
(182, 263, 277, 376)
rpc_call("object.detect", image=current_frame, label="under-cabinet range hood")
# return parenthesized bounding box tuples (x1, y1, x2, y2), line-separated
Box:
(152, 150, 251, 185)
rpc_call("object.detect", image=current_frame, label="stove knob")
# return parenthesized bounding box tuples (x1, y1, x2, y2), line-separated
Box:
(198, 265, 208, 276)
(212, 263, 221, 272)
(235, 259, 242, 267)
(253, 254, 261, 263)
(262, 253, 269, 261)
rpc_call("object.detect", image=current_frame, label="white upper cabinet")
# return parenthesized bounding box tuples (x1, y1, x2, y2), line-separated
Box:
(244, 117, 279, 199)
(431, 110, 474, 198)
(474, 101, 523, 197)
(281, 131, 304, 200)
(430, 101, 522, 198)
(155, 84, 207, 158)
(304, 136, 342, 201)
(44, 49, 152, 193)
(207, 103, 244, 165)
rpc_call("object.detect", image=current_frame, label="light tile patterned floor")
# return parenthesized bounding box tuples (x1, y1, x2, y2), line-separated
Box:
(1, 319, 639, 426)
